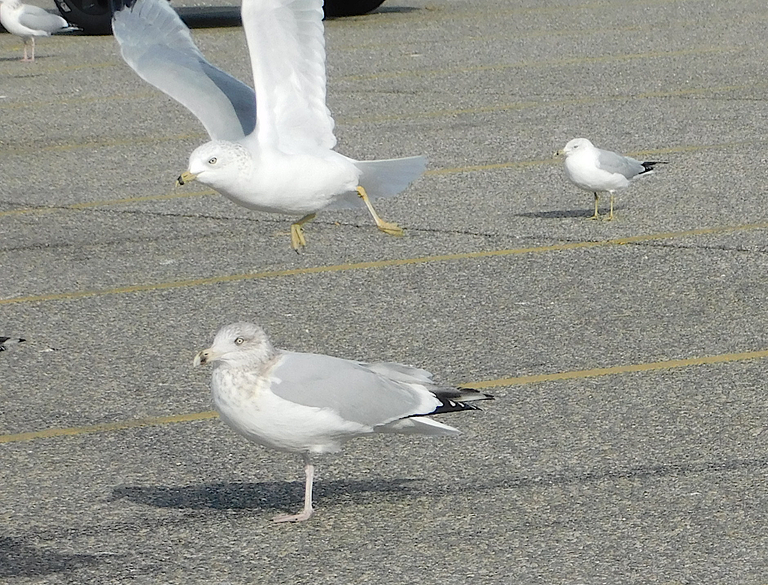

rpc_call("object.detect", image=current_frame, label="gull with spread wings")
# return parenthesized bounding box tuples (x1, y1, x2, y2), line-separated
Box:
(112, 0, 426, 250)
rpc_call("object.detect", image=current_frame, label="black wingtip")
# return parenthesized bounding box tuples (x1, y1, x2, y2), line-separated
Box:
(457, 386, 495, 400)
(0, 337, 25, 351)
(641, 161, 668, 173)
(427, 387, 494, 416)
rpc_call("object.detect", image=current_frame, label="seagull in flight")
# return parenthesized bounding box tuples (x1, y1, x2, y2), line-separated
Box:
(556, 138, 666, 220)
(112, 0, 426, 250)
(194, 322, 492, 522)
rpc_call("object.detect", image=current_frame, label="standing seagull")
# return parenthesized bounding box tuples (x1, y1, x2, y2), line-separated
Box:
(112, 0, 426, 250)
(0, 0, 73, 62)
(194, 322, 492, 522)
(556, 138, 666, 220)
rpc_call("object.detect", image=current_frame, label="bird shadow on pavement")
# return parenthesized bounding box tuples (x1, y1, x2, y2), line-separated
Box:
(441, 455, 768, 497)
(0, 536, 104, 579)
(112, 478, 421, 513)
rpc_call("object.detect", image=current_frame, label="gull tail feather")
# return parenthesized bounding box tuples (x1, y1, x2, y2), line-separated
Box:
(640, 161, 667, 175)
(356, 156, 427, 199)
(325, 156, 427, 209)
(374, 387, 492, 436)
(375, 417, 460, 436)
(427, 386, 494, 416)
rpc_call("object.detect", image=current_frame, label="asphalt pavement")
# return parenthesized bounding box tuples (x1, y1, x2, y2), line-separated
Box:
(1, 0, 767, 583)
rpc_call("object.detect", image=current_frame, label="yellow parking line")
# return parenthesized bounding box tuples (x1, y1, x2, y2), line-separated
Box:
(0, 190, 216, 218)
(340, 46, 739, 82)
(1, 138, 764, 218)
(65, 190, 217, 209)
(0, 411, 219, 444)
(2, 347, 766, 444)
(343, 82, 768, 126)
(466, 348, 768, 389)
(1, 221, 767, 306)
(0, 132, 205, 158)
(0, 91, 159, 111)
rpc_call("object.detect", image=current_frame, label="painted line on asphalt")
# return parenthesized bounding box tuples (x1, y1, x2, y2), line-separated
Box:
(339, 46, 740, 82)
(466, 348, 768, 389)
(0, 411, 219, 445)
(0, 190, 216, 218)
(343, 82, 768, 126)
(1, 221, 767, 306)
(1, 138, 763, 218)
(2, 347, 766, 444)
(384, 0, 762, 22)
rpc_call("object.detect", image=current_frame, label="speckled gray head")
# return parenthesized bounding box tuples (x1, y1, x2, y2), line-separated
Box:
(193, 322, 275, 368)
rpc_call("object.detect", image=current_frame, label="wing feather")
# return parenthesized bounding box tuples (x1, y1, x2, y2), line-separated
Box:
(18, 6, 68, 33)
(241, 0, 336, 153)
(269, 353, 441, 427)
(112, 0, 257, 141)
(596, 149, 644, 179)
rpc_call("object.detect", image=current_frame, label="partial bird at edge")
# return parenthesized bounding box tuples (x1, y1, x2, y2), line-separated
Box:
(0, 0, 76, 62)
(0, 336, 25, 351)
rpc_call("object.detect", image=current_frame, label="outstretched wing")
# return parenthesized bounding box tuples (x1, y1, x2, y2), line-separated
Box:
(241, 0, 336, 153)
(112, 0, 256, 141)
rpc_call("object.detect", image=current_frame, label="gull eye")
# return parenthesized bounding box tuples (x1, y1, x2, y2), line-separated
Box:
(208, 157, 218, 165)
(234, 337, 244, 346)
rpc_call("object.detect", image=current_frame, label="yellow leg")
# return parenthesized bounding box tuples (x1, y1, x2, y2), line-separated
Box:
(589, 192, 601, 220)
(356, 186, 404, 237)
(290, 213, 316, 251)
(606, 194, 615, 221)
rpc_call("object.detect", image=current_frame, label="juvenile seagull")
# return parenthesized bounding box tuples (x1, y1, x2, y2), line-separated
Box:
(0, 0, 74, 62)
(556, 138, 666, 220)
(194, 322, 492, 522)
(112, 0, 426, 250)
(0, 336, 25, 351)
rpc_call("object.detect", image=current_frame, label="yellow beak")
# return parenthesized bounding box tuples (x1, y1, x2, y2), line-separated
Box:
(176, 171, 198, 187)
(193, 348, 211, 367)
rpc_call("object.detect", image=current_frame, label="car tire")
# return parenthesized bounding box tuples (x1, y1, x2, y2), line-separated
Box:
(54, 0, 112, 35)
(324, 0, 385, 17)
(55, 0, 387, 35)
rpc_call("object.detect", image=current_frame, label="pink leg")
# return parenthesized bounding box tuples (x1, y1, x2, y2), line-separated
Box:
(21, 39, 33, 62)
(273, 453, 315, 523)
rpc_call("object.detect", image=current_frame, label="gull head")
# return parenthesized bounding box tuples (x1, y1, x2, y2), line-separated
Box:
(177, 141, 251, 190)
(556, 138, 595, 158)
(194, 322, 276, 368)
